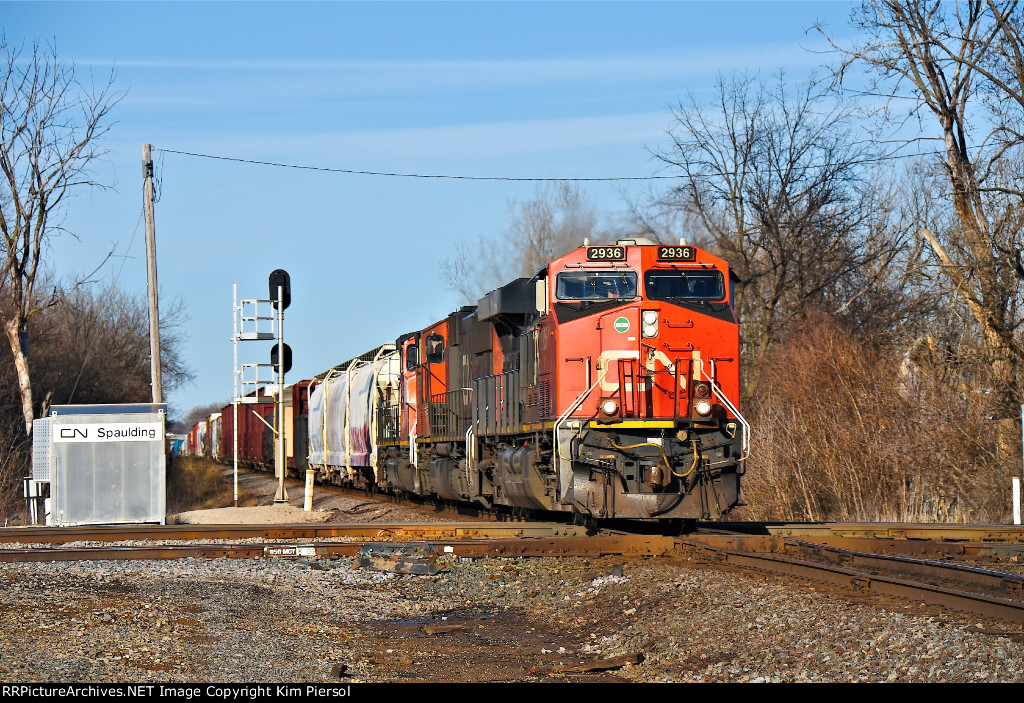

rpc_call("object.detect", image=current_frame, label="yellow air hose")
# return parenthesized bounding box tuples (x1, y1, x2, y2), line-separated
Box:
(609, 439, 700, 479)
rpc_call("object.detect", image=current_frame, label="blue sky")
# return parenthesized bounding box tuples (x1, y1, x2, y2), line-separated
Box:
(3, 1, 861, 420)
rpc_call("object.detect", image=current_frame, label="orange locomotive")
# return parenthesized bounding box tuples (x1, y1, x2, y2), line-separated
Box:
(377, 238, 747, 521)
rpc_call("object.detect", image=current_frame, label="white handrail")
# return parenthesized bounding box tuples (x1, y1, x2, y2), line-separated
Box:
(554, 369, 610, 461)
(465, 423, 476, 491)
(700, 359, 750, 461)
(552, 369, 609, 503)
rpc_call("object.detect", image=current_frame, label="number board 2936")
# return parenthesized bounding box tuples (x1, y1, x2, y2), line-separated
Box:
(586, 246, 626, 261)
(657, 246, 695, 261)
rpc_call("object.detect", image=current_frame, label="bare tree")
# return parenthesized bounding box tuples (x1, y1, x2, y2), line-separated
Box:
(39, 283, 193, 408)
(652, 72, 905, 393)
(821, 0, 1024, 422)
(0, 38, 121, 436)
(0, 279, 193, 513)
(442, 182, 597, 302)
(173, 400, 230, 435)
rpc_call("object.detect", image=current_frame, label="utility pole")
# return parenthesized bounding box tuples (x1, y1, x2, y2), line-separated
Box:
(233, 282, 239, 507)
(142, 144, 163, 404)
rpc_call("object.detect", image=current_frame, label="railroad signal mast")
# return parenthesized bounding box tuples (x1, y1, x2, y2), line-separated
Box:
(232, 270, 292, 505)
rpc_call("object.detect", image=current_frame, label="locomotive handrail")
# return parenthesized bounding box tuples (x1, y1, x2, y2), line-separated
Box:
(701, 359, 750, 461)
(428, 387, 473, 441)
(473, 372, 521, 436)
(553, 369, 610, 461)
(553, 369, 609, 503)
(465, 422, 476, 490)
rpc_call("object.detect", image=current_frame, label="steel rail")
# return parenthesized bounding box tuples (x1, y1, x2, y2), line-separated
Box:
(776, 536, 1024, 561)
(688, 534, 1024, 594)
(0, 535, 680, 564)
(678, 536, 1024, 625)
(0, 522, 587, 545)
(783, 538, 1024, 597)
(704, 522, 1024, 543)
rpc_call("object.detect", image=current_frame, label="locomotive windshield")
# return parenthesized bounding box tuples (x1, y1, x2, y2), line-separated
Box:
(644, 269, 725, 301)
(556, 270, 638, 300)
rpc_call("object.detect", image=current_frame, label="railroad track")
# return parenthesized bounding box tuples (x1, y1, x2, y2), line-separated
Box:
(3, 521, 1024, 625)
(0, 522, 678, 572)
(703, 521, 1024, 555)
(679, 532, 1024, 625)
(707, 521, 1024, 539)
(0, 521, 588, 545)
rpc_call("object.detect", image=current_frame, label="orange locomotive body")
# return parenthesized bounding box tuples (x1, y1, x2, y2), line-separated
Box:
(377, 238, 747, 521)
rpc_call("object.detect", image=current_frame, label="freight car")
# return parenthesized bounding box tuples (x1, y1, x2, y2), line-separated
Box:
(201, 238, 748, 521)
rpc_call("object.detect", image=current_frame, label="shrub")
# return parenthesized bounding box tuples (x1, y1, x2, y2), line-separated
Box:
(742, 313, 1010, 522)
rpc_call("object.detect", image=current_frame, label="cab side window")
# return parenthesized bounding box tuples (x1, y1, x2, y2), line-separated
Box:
(425, 333, 445, 364)
(405, 343, 420, 371)
(555, 271, 638, 300)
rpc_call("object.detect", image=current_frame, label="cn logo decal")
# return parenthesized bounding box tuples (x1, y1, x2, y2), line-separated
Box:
(53, 422, 163, 442)
(613, 317, 630, 333)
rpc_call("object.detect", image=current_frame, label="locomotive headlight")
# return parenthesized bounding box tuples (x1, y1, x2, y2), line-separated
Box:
(642, 310, 659, 338)
(695, 400, 712, 416)
(601, 399, 619, 416)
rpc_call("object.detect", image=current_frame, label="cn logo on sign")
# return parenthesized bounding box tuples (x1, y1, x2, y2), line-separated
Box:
(53, 423, 163, 443)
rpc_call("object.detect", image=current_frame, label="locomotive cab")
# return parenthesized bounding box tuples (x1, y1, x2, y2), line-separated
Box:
(543, 239, 747, 520)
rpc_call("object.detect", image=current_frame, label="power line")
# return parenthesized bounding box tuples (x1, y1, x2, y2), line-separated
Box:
(155, 148, 678, 181)
(156, 139, 1022, 183)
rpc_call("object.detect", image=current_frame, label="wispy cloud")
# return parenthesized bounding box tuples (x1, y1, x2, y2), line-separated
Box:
(90, 40, 830, 96)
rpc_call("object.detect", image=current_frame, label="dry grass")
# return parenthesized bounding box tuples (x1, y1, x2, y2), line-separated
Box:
(742, 314, 1014, 523)
(166, 456, 260, 513)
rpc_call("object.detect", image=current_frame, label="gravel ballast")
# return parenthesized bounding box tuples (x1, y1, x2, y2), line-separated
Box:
(1, 550, 1022, 682)
(3, 467, 1022, 683)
